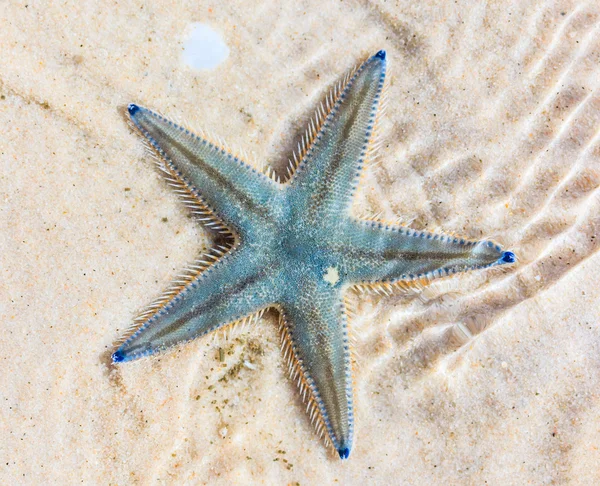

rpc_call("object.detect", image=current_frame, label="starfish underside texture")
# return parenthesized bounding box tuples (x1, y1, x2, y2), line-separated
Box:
(113, 50, 516, 460)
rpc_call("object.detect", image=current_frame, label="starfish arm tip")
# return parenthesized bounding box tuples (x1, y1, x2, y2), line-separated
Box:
(500, 250, 516, 264)
(338, 446, 351, 460)
(112, 349, 126, 363)
(375, 49, 386, 60)
(128, 103, 140, 116)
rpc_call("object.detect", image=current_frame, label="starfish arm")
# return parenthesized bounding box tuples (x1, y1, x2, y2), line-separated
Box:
(128, 104, 279, 235)
(113, 246, 278, 362)
(288, 51, 387, 222)
(339, 220, 516, 285)
(280, 282, 354, 459)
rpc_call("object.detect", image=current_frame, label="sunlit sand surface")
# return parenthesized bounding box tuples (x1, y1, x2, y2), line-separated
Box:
(1, 1, 599, 483)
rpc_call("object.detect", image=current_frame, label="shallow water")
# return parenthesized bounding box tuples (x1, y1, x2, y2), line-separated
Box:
(1, 1, 599, 483)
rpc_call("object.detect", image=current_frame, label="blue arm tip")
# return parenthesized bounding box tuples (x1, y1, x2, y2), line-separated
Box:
(375, 50, 386, 60)
(112, 350, 126, 363)
(338, 447, 351, 459)
(128, 103, 140, 116)
(501, 251, 516, 264)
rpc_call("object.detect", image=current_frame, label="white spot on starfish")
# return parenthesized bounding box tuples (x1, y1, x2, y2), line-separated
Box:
(323, 266, 340, 286)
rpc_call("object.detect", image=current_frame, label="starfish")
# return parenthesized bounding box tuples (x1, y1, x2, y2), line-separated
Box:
(113, 50, 516, 460)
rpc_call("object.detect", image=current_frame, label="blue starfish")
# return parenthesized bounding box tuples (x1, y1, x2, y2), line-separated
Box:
(113, 50, 516, 460)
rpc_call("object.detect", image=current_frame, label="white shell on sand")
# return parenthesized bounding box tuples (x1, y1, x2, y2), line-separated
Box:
(1, 1, 599, 483)
(182, 23, 229, 71)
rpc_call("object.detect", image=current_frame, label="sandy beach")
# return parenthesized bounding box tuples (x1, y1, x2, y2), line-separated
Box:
(1, 0, 599, 483)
